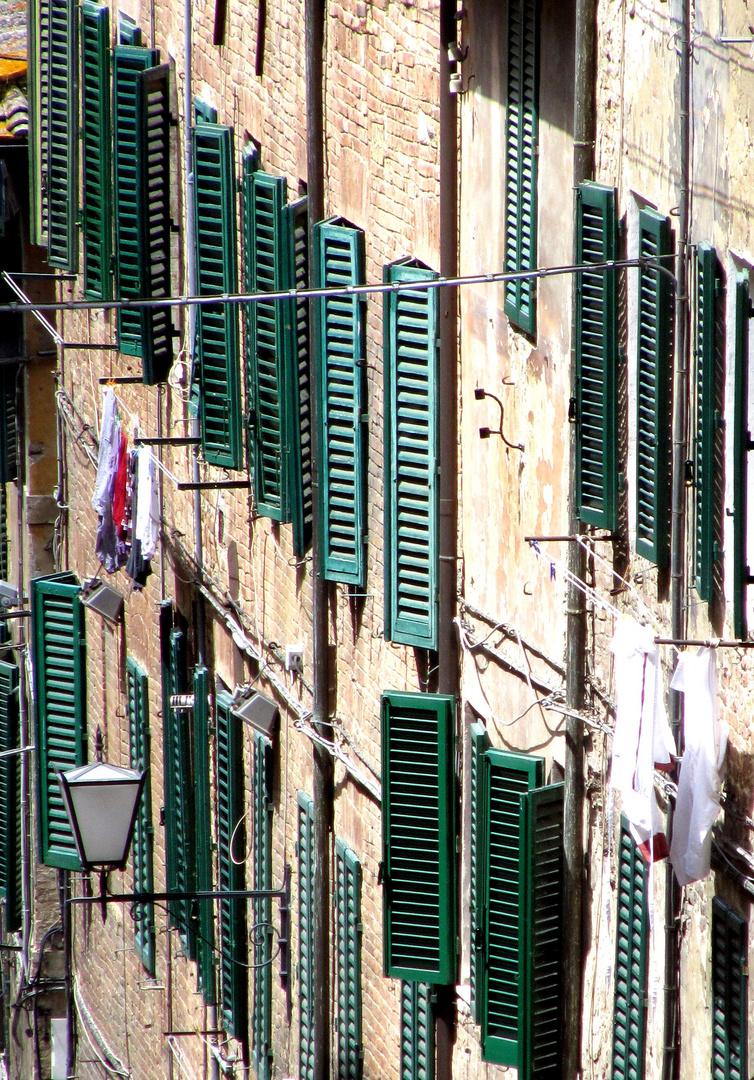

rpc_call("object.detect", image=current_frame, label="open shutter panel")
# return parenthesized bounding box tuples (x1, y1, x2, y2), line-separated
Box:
(635, 208, 673, 566)
(297, 792, 315, 1080)
(575, 183, 618, 529)
(194, 123, 242, 469)
(384, 260, 440, 649)
(136, 64, 174, 384)
(315, 220, 367, 586)
(81, 2, 112, 301)
(335, 839, 363, 1080)
(693, 244, 719, 601)
(251, 732, 273, 1078)
(30, 0, 52, 245)
(381, 691, 456, 984)
(0, 661, 20, 932)
(113, 45, 159, 356)
(0, 366, 18, 485)
(711, 899, 748, 1080)
(469, 721, 491, 1022)
(504, 0, 538, 335)
(31, 575, 86, 870)
(611, 821, 649, 1080)
(192, 666, 215, 1004)
(480, 749, 542, 1066)
(284, 198, 314, 558)
(127, 658, 155, 975)
(733, 274, 752, 641)
(0, 487, 8, 585)
(216, 693, 248, 1039)
(400, 982, 434, 1080)
(47, 0, 78, 270)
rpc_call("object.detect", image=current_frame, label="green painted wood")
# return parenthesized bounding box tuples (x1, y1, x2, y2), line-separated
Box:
(29, 0, 51, 245)
(733, 274, 751, 641)
(711, 898, 748, 1080)
(127, 658, 155, 976)
(693, 244, 719, 602)
(193, 666, 216, 1004)
(216, 692, 247, 1038)
(118, 16, 141, 44)
(400, 982, 434, 1080)
(335, 839, 363, 1080)
(0, 366, 18, 486)
(47, 0, 78, 270)
(81, 2, 112, 301)
(504, 0, 539, 335)
(0, 486, 8, 586)
(611, 821, 648, 1080)
(469, 721, 491, 1022)
(314, 219, 367, 586)
(297, 792, 315, 1080)
(381, 691, 456, 984)
(575, 183, 618, 530)
(635, 208, 673, 567)
(384, 259, 440, 649)
(0, 661, 20, 932)
(251, 731, 273, 1078)
(31, 574, 86, 870)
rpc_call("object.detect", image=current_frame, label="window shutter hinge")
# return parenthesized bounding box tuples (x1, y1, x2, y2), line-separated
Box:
(159, 806, 166, 826)
(684, 459, 694, 486)
(568, 397, 577, 423)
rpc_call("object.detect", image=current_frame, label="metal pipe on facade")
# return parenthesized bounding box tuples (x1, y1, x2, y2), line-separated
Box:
(305, 3, 332, 1080)
(565, 0, 596, 1075)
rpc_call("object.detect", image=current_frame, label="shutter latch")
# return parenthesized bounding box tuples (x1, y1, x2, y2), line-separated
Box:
(568, 396, 578, 423)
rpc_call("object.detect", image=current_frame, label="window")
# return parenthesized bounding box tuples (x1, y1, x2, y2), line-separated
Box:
(31, 574, 86, 869)
(216, 691, 247, 1038)
(611, 820, 648, 1080)
(504, 0, 539, 335)
(297, 792, 315, 1080)
(400, 982, 434, 1080)
(335, 839, 362, 1080)
(193, 666, 215, 1003)
(126, 659, 155, 975)
(194, 121, 242, 469)
(0, 660, 21, 933)
(383, 260, 439, 650)
(81, 2, 112, 301)
(381, 691, 456, 985)
(251, 731, 273, 1079)
(693, 244, 719, 602)
(575, 183, 618, 530)
(46, 0, 78, 269)
(635, 207, 673, 566)
(732, 272, 752, 640)
(711, 898, 748, 1080)
(315, 218, 367, 586)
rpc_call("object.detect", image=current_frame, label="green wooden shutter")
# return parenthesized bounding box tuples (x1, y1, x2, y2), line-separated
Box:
(693, 244, 719, 601)
(335, 839, 363, 1080)
(384, 260, 439, 649)
(635, 208, 673, 566)
(126, 658, 155, 975)
(283, 198, 314, 558)
(575, 183, 618, 529)
(29, 0, 52, 245)
(711, 898, 748, 1080)
(136, 64, 174, 384)
(469, 721, 491, 1021)
(611, 820, 648, 1080)
(81, 2, 112, 301)
(0, 366, 18, 485)
(192, 666, 215, 1003)
(216, 692, 247, 1038)
(194, 123, 242, 469)
(504, 0, 539, 335)
(400, 982, 434, 1080)
(297, 792, 315, 1080)
(0, 661, 21, 933)
(113, 45, 159, 356)
(381, 691, 456, 984)
(314, 219, 367, 586)
(47, 0, 78, 270)
(0, 486, 8, 584)
(119, 17, 141, 44)
(733, 273, 752, 641)
(31, 574, 86, 870)
(251, 731, 273, 1078)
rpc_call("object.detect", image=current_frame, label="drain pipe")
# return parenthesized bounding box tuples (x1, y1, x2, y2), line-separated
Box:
(663, 3, 690, 1079)
(564, 0, 596, 1076)
(305, 3, 332, 1080)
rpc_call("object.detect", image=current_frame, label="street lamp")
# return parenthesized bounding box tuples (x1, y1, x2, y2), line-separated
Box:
(58, 761, 146, 873)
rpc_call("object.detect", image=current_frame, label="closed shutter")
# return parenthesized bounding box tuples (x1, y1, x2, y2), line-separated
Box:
(384, 260, 439, 649)
(29, 0, 51, 245)
(136, 64, 174, 384)
(335, 839, 363, 1080)
(611, 821, 648, 1080)
(693, 244, 719, 601)
(0, 661, 21, 933)
(251, 731, 273, 1078)
(314, 219, 367, 586)
(192, 666, 215, 1003)
(216, 692, 247, 1039)
(127, 658, 155, 975)
(31, 574, 86, 870)
(711, 898, 747, 1080)
(469, 721, 491, 1021)
(635, 208, 673, 566)
(0, 365, 18, 485)
(504, 0, 539, 335)
(81, 2, 112, 301)
(575, 183, 618, 529)
(194, 123, 242, 469)
(0, 486, 8, 584)
(381, 691, 456, 984)
(47, 0, 78, 270)
(400, 982, 434, 1080)
(113, 45, 159, 356)
(733, 273, 752, 641)
(297, 792, 315, 1080)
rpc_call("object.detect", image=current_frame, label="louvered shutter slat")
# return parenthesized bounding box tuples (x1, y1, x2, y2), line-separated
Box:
(611, 822, 648, 1080)
(335, 839, 363, 1080)
(193, 666, 215, 1003)
(47, 0, 78, 270)
(711, 899, 747, 1080)
(0, 661, 20, 932)
(693, 244, 718, 601)
(251, 732, 273, 1078)
(127, 658, 155, 975)
(81, 2, 112, 300)
(30, 0, 52, 244)
(469, 722, 491, 1021)
(733, 274, 751, 640)
(0, 367, 18, 486)
(401, 982, 434, 1080)
(298, 793, 315, 1080)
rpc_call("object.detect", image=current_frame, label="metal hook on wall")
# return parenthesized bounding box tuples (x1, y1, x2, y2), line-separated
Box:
(474, 385, 524, 451)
